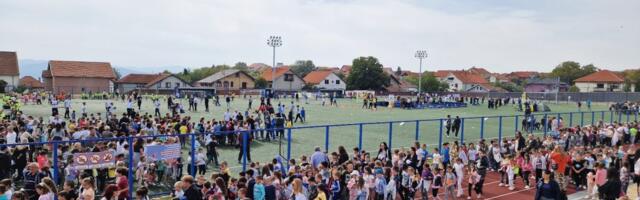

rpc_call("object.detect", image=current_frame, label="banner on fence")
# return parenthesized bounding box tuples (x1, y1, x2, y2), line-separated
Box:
(71, 151, 115, 170)
(145, 143, 181, 161)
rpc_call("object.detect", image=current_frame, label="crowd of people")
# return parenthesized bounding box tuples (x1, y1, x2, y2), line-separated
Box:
(1, 91, 640, 200)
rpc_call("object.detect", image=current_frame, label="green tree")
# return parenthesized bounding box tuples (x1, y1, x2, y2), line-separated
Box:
(492, 82, 523, 92)
(568, 85, 580, 92)
(254, 77, 268, 89)
(233, 62, 249, 72)
(623, 69, 640, 92)
(550, 61, 598, 84)
(290, 60, 316, 77)
(405, 72, 448, 92)
(0, 80, 6, 93)
(346, 56, 390, 90)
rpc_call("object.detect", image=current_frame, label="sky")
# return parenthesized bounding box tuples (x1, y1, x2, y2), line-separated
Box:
(1, 0, 638, 73)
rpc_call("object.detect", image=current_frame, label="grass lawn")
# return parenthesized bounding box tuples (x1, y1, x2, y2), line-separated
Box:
(20, 97, 619, 171)
(19, 97, 628, 197)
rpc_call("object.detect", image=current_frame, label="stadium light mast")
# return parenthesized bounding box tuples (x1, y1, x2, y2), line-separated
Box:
(267, 36, 283, 92)
(415, 50, 428, 95)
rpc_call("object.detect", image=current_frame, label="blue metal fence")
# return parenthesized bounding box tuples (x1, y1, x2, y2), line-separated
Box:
(1, 109, 637, 198)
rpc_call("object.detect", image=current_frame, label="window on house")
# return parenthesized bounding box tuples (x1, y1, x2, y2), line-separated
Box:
(235, 72, 240, 77)
(324, 80, 329, 84)
(284, 74, 294, 82)
(336, 80, 340, 84)
(596, 83, 604, 88)
(223, 81, 229, 88)
(216, 81, 222, 87)
(242, 82, 247, 89)
(165, 82, 171, 88)
(611, 84, 619, 89)
(230, 81, 234, 88)
(176, 83, 181, 88)
(447, 77, 454, 81)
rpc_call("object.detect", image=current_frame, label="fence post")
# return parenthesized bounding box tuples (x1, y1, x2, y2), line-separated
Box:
(358, 124, 363, 151)
(618, 112, 622, 123)
(601, 111, 605, 122)
(610, 111, 614, 124)
(636, 111, 638, 122)
(627, 112, 630, 123)
(128, 137, 134, 199)
(439, 119, 443, 152)
(325, 126, 330, 152)
(242, 132, 248, 172)
(287, 128, 292, 170)
(591, 111, 595, 125)
(415, 120, 420, 141)
(460, 118, 465, 144)
(480, 118, 484, 139)
(190, 133, 196, 177)
(499, 116, 503, 147)
(388, 122, 393, 150)
(52, 142, 59, 184)
(515, 115, 519, 132)
(569, 112, 573, 127)
(543, 114, 548, 137)
(580, 112, 584, 127)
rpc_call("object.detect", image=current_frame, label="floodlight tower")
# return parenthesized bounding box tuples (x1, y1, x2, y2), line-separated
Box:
(415, 50, 428, 95)
(267, 36, 283, 91)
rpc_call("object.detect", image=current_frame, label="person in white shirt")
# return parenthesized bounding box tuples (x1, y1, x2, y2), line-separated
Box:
(453, 158, 465, 197)
(5, 128, 17, 145)
(64, 98, 72, 118)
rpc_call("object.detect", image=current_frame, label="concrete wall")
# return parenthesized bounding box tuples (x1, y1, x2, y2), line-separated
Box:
(313, 73, 346, 90)
(148, 76, 190, 89)
(47, 77, 114, 93)
(272, 72, 305, 91)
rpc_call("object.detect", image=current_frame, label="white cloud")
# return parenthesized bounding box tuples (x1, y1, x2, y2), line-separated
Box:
(0, 0, 638, 73)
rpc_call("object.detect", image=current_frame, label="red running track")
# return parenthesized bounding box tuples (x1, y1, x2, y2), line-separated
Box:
(411, 171, 576, 200)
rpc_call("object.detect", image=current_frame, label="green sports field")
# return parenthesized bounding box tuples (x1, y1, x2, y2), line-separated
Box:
(20, 97, 623, 172)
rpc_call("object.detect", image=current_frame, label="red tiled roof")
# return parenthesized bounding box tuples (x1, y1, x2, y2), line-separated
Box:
(19, 76, 43, 88)
(46, 60, 115, 79)
(574, 70, 625, 83)
(478, 83, 505, 92)
(452, 71, 488, 84)
(117, 73, 168, 84)
(340, 65, 352, 73)
(0, 51, 19, 76)
(434, 70, 456, 78)
(509, 71, 538, 79)
(261, 66, 291, 81)
(304, 70, 336, 84)
(144, 73, 175, 88)
(249, 63, 271, 71)
(468, 67, 491, 76)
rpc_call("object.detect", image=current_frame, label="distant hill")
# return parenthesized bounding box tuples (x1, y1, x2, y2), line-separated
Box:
(17, 59, 180, 79)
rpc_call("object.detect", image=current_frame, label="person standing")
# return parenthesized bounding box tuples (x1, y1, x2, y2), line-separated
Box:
(153, 99, 161, 117)
(534, 170, 561, 200)
(452, 116, 461, 137)
(445, 115, 452, 137)
(63, 97, 71, 119)
(204, 95, 210, 112)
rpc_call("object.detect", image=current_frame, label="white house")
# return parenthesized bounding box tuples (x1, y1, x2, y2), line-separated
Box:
(261, 66, 305, 91)
(303, 70, 346, 91)
(116, 73, 191, 93)
(0, 51, 20, 91)
(574, 70, 632, 92)
(443, 71, 504, 92)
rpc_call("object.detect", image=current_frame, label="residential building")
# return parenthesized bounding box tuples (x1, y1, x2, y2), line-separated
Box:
(42, 60, 116, 93)
(524, 78, 568, 93)
(383, 68, 417, 92)
(116, 73, 171, 93)
(303, 70, 346, 91)
(19, 76, 44, 89)
(260, 66, 305, 91)
(444, 71, 504, 92)
(196, 69, 256, 92)
(0, 51, 20, 91)
(248, 63, 271, 72)
(467, 67, 492, 80)
(574, 70, 632, 92)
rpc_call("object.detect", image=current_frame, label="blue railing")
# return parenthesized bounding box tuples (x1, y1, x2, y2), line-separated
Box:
(1, 109, 638, 198)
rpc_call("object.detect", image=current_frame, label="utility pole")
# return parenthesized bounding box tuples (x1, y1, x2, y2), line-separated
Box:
(267, 36, 282, 95)
(414, 50, 427, 95)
